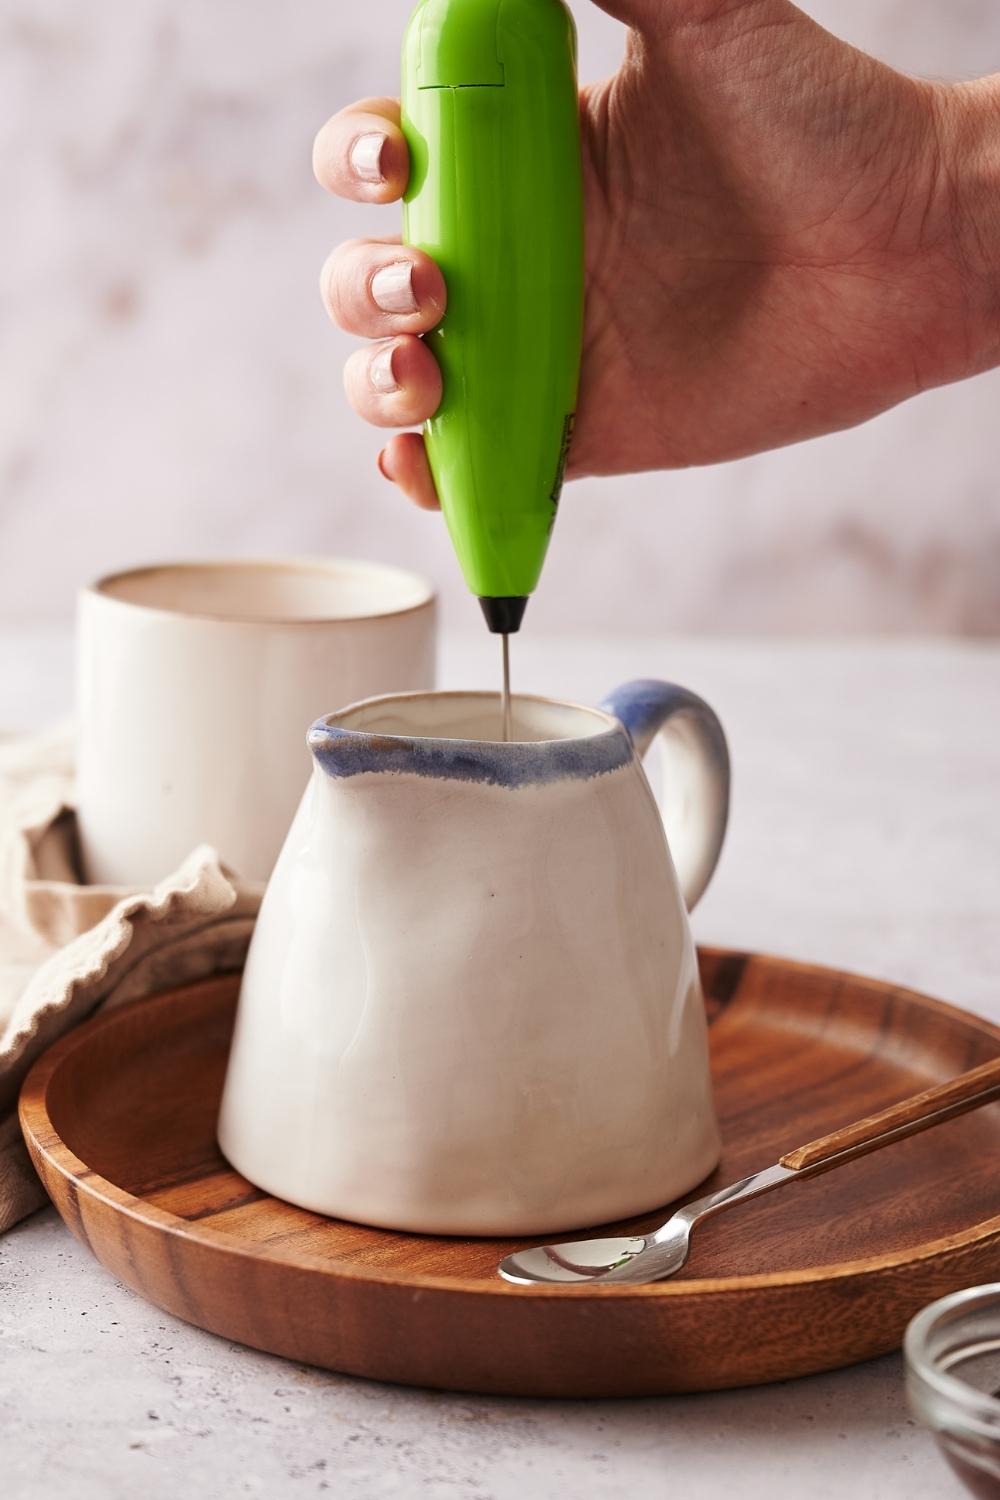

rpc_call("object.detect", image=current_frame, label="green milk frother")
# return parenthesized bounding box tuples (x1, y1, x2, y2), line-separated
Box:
(401, 0, 585, 641)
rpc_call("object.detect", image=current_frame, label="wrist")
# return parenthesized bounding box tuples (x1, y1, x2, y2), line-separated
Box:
(932, 76, 1000, 375)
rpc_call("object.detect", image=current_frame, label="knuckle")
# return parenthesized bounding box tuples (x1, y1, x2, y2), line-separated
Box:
(322, 247, 358, 326)
(343, 353, 371, 409)
(320, 257, 339, 318)
(312, 122, 331, 171)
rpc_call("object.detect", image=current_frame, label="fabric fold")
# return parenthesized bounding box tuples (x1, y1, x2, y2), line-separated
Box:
(0, 728, 262, 1235)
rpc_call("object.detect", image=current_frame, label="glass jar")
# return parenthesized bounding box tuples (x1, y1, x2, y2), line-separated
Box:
(905, 1284, 1000, 1498)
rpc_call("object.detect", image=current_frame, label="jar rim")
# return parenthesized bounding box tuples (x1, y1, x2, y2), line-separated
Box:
(905, 1283, 1000, 1443)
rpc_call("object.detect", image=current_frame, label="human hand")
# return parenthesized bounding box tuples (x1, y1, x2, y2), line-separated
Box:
(314, 0, 999, 507)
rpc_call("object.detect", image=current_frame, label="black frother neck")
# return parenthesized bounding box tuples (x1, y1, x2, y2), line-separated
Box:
(479, 596, 529, 635)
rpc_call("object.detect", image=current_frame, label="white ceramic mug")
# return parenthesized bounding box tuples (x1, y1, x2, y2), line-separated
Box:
(219, 681, 730, 1236)
(76, 559, 436, 886)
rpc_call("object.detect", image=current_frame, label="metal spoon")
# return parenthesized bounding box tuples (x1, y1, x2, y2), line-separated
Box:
(498, 1054, 1000, 1287)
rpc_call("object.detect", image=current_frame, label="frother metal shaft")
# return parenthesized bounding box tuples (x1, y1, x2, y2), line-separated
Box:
(501, 634, 512, 742)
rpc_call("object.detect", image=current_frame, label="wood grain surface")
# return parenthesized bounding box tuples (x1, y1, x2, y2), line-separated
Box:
(18, 949, 1000, 1399)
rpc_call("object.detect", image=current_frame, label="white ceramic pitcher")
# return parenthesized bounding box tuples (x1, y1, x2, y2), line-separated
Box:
(218, 681, 731, 1236)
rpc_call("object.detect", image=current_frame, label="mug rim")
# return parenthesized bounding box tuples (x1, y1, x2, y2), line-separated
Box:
(83, 557, 437, 626)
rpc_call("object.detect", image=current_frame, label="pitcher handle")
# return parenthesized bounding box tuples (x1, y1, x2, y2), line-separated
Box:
(600, 680, 731, 913)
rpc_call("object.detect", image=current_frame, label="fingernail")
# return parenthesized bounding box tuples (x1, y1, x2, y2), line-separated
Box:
(377, 448, 392, 480)
(350, 132, 386, 184)
(371, 261, 418, 315)
(370, 343, 400, 394)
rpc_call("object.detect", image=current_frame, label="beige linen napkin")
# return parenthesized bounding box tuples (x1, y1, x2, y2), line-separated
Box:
(0, 729, 262, 1234)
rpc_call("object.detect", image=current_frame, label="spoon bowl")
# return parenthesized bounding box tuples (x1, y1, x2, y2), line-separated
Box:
(499, 1235, 656, 1286)
(499, 1165, 792, 1286)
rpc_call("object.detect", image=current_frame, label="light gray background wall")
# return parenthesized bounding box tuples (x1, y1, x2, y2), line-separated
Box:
(1, 0, 997, 634)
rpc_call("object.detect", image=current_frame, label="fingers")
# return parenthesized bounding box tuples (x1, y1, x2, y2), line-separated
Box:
(315, 97, 441, 512)
(321, 238, 447, 340)
(313, 98, 409, 204)
(377, 433, 441, 511)
(344, 335, 443, 432)
(323, 242, 444, 508)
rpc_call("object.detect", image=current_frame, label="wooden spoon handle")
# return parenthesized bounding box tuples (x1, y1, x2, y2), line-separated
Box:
(780, 1054, 1000, 1173)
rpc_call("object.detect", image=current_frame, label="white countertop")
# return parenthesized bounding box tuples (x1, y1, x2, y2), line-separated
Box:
(2, 628, 998, 1500)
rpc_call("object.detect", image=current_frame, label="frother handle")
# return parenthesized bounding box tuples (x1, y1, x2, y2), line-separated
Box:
(600, 680, 731, 912)
(780, 1054, 1000, 1172)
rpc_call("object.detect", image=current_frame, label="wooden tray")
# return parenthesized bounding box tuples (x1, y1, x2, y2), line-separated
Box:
(19, 950, 1000, 1399)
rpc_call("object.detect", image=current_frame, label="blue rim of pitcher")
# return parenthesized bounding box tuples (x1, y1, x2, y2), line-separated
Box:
(308, 691, 635, 788)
